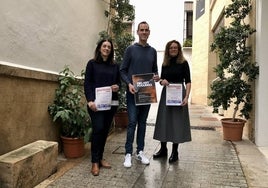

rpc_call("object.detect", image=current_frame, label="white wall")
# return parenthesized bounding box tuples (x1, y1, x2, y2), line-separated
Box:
(255, 0, 268, 146)
(0, 0, 109, 74)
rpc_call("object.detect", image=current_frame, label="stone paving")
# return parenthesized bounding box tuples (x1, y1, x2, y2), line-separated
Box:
(43, 104, 251, 188)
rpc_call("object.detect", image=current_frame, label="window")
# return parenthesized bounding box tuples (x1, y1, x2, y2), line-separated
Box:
(186, 11, 193, 39)
(196, 0, 205, 20)
(184, 1, 193, 47)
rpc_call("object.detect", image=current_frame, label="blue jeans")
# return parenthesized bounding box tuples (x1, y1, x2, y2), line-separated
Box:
(125, 91, 151, 155)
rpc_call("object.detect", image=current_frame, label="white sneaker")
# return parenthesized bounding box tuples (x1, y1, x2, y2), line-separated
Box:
(136, 151, 150, 165)
(123, 153, 132, 168)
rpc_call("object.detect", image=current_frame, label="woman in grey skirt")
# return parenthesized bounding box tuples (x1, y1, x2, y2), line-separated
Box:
(153, 40, 191, 163)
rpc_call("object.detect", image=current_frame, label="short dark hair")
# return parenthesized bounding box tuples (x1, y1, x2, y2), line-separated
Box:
(137, 21, 149, 30)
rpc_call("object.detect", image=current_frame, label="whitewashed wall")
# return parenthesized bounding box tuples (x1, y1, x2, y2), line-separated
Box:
(0, 0, 109, 74)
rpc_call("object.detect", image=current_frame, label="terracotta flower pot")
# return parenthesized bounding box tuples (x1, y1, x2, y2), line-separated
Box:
(114, 111, 128, 128)
(61, 136, 85, 158)
(221, 118, 246, 141)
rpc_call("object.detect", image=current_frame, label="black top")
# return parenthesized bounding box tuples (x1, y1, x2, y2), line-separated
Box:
(161, 58, 191, 84)
(84, 59, 121, 102)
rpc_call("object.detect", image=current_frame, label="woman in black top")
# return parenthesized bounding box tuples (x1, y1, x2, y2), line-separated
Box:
(84, 39, 121, 176)
(153, 40, 192, 163)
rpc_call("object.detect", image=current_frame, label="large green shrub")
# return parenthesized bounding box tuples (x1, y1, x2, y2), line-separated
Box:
(209, 0, 259, 121)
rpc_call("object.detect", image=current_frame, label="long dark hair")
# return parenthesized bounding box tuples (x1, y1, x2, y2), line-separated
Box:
(162, 40, 185, 66)
(94, 39, 115, 64)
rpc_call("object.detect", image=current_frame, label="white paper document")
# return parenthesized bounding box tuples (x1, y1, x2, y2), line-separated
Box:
(166, 84, 183, 106)
(95, 86, 112, 111)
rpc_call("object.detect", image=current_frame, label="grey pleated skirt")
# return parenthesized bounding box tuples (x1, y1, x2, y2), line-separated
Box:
(153, 86, 192, 143)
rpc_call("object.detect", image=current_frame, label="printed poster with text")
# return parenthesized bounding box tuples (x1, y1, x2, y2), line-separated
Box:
(132, 73, 157, 105)
(95, 86, 112, 111)
(166, 84, 183, 106)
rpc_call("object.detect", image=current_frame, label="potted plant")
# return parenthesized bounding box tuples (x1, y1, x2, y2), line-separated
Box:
(209, 0, 259, 141)
(99, 0, 135, 128)
(113, 84, 128, 128)
(48, 66, 91, 158)
(183, 38, 192, 47)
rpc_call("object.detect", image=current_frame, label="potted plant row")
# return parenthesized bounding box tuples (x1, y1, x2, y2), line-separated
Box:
(48, 66, 91, 158)
(209, 0, 259, 141)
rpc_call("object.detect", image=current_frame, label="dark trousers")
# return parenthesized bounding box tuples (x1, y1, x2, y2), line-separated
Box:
(88, 106, 117, 163)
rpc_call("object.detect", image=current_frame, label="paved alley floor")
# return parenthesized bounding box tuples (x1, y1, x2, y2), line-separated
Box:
(37, 104, 268, 188)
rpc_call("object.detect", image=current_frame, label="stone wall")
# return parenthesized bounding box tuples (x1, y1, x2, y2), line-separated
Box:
(0, 63, 60, 155)
(0, 140, 58, 188)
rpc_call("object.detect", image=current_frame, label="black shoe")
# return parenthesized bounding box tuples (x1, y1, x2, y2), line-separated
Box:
(153, 149, 167, 159)
(168, 152, 178, 163)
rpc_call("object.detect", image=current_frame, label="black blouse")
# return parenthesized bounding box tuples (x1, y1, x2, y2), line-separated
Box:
(84, 59, 121, 102)
(160, 58, 191, 84)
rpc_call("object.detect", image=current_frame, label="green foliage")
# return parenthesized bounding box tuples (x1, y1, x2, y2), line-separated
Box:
(101, 0, 135, 63)
(183, 38, 192, 47)
(99, 0, 135, 111)
(209, 0, 259, 121)
(48, 66, 90, 138)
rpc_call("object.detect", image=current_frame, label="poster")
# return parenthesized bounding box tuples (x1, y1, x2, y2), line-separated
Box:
(132, 73, 157, 105)
(166, 84, 183, 106)
(95, 86, 112, 111)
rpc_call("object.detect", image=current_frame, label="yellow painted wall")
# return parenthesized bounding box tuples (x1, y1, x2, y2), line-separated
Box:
(191, 0, 211, 105)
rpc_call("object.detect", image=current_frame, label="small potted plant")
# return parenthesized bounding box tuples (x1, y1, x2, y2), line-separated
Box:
(48, 66, 90, 158)
(209, 0, 259, 141)
(113, 82, 128, 128)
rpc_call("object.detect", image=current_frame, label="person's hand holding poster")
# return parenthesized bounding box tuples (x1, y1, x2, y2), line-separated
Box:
(132, 73, 157, 105)
(166, 84, 182, 106)
(95, 86, 112, 111)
